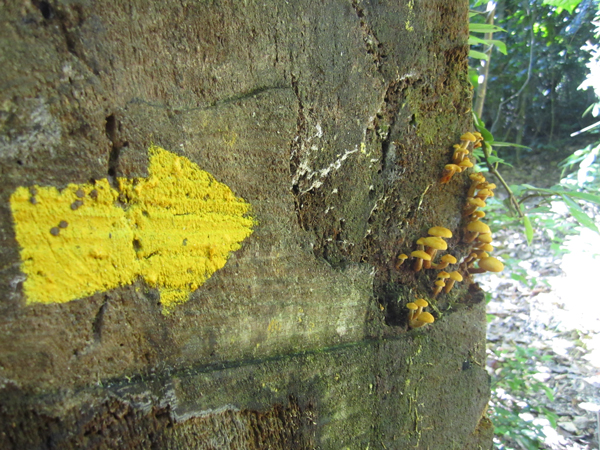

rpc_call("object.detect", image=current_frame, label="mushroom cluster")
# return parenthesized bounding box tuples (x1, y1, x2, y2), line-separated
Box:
(406, 299, 435, 329)
(397, 226, 464, 297)
(459, 172, 505, 275)
(440, 132, 483, 184)
(408, 226, 453, 272)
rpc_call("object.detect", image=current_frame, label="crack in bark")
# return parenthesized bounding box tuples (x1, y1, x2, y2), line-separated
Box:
(351, 0, 386, 73)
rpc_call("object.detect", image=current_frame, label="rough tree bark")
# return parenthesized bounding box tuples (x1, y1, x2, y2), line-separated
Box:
(0, 0, 493, 448)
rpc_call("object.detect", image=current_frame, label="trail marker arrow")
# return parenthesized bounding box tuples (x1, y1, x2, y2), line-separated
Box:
(10, 146, 255, 312)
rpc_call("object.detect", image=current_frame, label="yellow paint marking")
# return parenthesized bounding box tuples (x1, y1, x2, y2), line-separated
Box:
(10, 146, 255, 312)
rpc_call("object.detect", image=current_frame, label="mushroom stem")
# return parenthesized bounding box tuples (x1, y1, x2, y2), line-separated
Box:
(444, 279, 456, 293)
(395, 253, 408, 270)
(409, 312, 435, 329)
(431, 261, 449, 270)
(413, 257, 424, 272)
(463, 231, 479, 244)
(432, 281, 445, 297)
(423, 248, 437, 269)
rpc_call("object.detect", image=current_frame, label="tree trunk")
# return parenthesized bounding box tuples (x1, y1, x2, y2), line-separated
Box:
(0, 1, 493, 448)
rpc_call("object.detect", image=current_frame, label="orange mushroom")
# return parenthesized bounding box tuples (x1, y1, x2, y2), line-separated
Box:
(409, 311, 435, 329)
(411, 250, 431, 272)
(440, 164, 462, 184)
(469, 256, 505, 274)
(431, 254, 457, 270)
(444, 271, 463, 293)
(464, 220, 491, 243)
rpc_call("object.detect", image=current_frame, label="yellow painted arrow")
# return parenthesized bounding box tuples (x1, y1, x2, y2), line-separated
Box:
(10, 146, 255, 312)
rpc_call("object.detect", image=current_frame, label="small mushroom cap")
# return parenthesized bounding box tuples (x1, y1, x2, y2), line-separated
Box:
(467, 197, 486, 208)
(416, 238, 426, 245)
(476, 188, 492, 197)
(479, 257, 504, 273)
(434, 280, 446, 287)
(421, 236, 448, 251)
(460, 132, 477, 142)
(411, 250, 431, 260)
(406, 302, 418, 310)
(458, 159, 474, 169)
(414, 299, 429, 308)
(487, 183, 497, 190)
(477, 233, 493, 243)
(448, 271, 463, 281)
(428, 226, 452, 238)
(478, 244, 494, 252)
(437, 271, 450, 279)
(416, 311, 435, 323)
(471, 210, 486, 218)
(444, 163, 461, 172)
(469, 173, 486, 182)
(467, 221, 491, 234)
(398, 253, 408, 260)
(477, 251, 490, 259)
(440, 254, 457, 264)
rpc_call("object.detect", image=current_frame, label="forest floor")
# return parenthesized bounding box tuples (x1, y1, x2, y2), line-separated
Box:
(481, 157, 600, 450)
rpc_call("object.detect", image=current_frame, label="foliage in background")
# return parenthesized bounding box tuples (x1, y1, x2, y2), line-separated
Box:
(471, 0, 597, 153)
(470, 1, 600, 449)
(469, 0, 600, 246)
(489, 346, 559, 450)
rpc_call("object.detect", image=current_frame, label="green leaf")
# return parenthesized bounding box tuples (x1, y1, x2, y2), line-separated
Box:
(523, 215, 534, 245)
(469, 49, 489, 60)
(491, 40, 508, 55)
(473, 114, 495, 142)
(563, 191, 600, 206)
(469, 36, 508, 55)
(469, 23, 506, 33)
(561, 195, 600, 233)
(541, 385, 555, 402)
(487, 154, 514, 167)
(490, 141, 532, 150)
(542, 0, 583, 14)
(469, 67, 479, 89)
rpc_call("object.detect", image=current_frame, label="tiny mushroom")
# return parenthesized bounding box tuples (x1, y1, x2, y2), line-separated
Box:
(476, 243, 494, 253)
(469, 210, 486, 221)
(414, 298, 429, 317)
(406, 302, 419, 321)
(464, 220, 491, 243)
(421, 236, 448, 269)
(457, 159, 474, 171)
(467, 173, 486, 197)
(476, 233, 493, 244)
(432, 279, 446, 297)
(431, 253, 457, 270)
(469, 256, 505, 274)
(395, 253, 409, 270)
(409, 311, 435, 329)
(460, 132, 477, 145)
(444, 271, 463, 293)
(440, 164, 462, 184)
(463, 197, 486, 216)
(411, 250, 431, 272)
(453, 145, 469, 163)
(476, 188, 493, 201)
(428, 226, 452, 239)
(433, 271, 450, 297)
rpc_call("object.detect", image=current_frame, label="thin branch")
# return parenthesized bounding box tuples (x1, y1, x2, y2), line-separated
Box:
(491, 25, 535, 134)
(482, 142, 524, 218)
